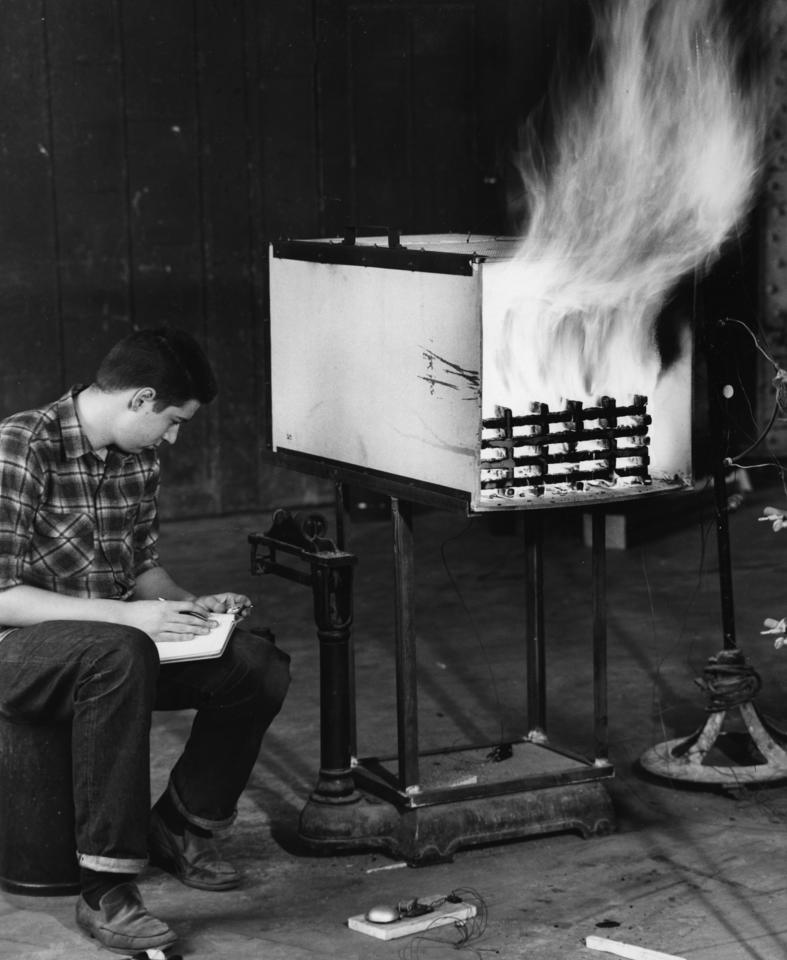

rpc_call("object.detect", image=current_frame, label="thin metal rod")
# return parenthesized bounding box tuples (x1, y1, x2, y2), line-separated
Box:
(334, 479, 346, 552)
(592, 509, 609, 762)
(334, 480, 356, 755)
(524, 513, 546, 736)
(704, 317, 736, 648)
(391, 497, 420, 789)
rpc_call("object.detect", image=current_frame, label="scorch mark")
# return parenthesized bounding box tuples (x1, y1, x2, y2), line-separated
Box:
(419, 348, 479, 397)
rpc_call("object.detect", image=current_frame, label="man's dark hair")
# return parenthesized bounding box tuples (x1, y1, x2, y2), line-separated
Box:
(95, 327, 218, 409)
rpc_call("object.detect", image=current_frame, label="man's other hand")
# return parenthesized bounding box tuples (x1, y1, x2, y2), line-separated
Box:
(195, 592, 253, 620)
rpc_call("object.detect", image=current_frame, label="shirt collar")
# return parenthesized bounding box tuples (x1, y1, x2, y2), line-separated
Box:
(57, 386, 98, 462)
(56, 386, 151, 466)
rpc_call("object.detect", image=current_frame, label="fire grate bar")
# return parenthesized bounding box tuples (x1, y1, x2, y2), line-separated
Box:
(483, 424, 648, 448)
(480, 396, 651, 493)
(482, 397, 651, 429)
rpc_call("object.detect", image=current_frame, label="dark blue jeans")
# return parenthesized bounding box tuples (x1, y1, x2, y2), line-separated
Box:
(0, 621, 291, 873)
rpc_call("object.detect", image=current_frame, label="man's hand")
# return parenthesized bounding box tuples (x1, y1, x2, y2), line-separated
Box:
(124, 599, 218, 644)
(194, 592, 254, 620)
(758, 506, 787, 532)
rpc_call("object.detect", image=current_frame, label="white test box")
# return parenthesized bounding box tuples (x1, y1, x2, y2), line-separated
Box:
(268, 234, 693, 512)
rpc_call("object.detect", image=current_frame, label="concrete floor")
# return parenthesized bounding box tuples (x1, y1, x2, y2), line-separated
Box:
(4, 476, 787, 959)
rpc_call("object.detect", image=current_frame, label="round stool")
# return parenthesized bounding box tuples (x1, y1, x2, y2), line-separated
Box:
(0, 716, 79, 895)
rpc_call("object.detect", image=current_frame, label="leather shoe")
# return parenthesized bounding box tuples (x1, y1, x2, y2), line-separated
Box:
(76, 881, 177, 953)
(148, 808, 241, 891)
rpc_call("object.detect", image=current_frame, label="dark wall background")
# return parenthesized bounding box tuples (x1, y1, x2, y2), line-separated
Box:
(0, 0, 761, 519)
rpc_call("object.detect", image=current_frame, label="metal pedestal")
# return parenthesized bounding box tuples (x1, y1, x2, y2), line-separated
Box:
(640, 700, 787, 787)
(640, 317, 787, 788)
(251, 499, 615, 864)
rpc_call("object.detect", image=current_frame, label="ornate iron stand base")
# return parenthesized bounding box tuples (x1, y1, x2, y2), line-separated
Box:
(298, 779, 615, 865)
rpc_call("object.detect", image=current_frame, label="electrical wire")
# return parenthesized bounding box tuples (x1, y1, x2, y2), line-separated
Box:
(397, 888, 492, 960)
(727, 398, 780, 464)
(721, 316, 782, 369)
(720, 317, 787, 465)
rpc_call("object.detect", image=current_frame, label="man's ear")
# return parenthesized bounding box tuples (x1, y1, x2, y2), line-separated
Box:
(129, 387, 156, 411)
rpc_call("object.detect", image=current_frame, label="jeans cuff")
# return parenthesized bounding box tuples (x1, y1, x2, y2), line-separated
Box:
(168, 778, 237, 831)
(78, 852, 147, 873)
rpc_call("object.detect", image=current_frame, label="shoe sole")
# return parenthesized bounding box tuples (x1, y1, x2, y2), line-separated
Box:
(77, 918, 178, 954)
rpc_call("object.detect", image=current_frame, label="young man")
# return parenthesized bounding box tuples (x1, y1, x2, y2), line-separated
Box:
(0, 328, 291, 953)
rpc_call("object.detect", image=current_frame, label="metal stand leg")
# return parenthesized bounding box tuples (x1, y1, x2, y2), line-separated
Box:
(334, 480, 357, 757)
(391, 498, 420, 791)
(592, 509, 609, 763)
(706, 319, 737, 650)
(311, 561, 358, 801)
(247, 515, 359, 804)
(524, 513, 546, 740)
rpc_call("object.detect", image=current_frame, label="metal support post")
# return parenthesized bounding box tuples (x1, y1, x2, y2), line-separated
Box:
(524, 513, 546, 738)
(248, 512, 359, 802)
(592, 509, 609, 763)
(391, 497, 420, 790)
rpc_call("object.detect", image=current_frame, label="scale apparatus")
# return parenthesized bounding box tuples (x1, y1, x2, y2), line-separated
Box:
(260, 232, 695, 862)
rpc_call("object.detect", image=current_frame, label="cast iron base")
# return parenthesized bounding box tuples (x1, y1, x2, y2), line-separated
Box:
(297, 780, 615, 865)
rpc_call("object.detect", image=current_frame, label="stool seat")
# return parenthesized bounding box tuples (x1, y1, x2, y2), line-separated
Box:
(0, 716, 79, 895)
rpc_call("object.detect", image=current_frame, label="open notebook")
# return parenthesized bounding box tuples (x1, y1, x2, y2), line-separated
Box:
(155, 613, 237, 663)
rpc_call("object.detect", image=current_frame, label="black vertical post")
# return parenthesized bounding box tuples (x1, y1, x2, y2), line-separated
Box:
(391, 497, 420, 789)
(333, 480, 356, 755)
(705, 317, 737, 650)
(311, 559, 357, 800)
(524, 512, 546, 736)
(591, 508, 609, 762)
(334, 479, 346, 551)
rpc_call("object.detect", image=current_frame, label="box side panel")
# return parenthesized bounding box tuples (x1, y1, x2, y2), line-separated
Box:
(269, 254, 481, 494)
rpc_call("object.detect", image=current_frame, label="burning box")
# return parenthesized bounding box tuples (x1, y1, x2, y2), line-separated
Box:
(268, 232, 693, 513)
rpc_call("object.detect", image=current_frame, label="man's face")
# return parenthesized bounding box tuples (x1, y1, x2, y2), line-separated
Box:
(115, 397, 201, 453)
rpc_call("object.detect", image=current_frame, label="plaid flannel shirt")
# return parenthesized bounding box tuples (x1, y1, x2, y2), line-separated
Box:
(0, 386, 161, 604)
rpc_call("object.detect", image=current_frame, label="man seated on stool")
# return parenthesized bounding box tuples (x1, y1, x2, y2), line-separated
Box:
(0, 328, 291, 954)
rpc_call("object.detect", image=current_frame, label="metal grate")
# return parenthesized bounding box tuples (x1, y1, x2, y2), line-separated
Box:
(480, 396, 652, 497)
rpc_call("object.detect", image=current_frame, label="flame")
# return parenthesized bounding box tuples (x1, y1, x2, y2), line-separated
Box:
(485, 0, 765, 413)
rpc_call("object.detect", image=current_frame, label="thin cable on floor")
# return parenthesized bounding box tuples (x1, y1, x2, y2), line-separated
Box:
(398, 888, 493, 960)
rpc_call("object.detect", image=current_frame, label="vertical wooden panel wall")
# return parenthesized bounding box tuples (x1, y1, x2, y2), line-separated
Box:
(0, 0, 613, 519)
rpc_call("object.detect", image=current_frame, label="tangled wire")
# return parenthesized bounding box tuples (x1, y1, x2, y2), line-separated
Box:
(397, 888, 491, 960)
(694, 649, 762, 711)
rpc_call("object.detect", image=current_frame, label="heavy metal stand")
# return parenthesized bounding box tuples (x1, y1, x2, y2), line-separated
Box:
(250, 491, 615, 864)
(640, 317, 787, 786)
